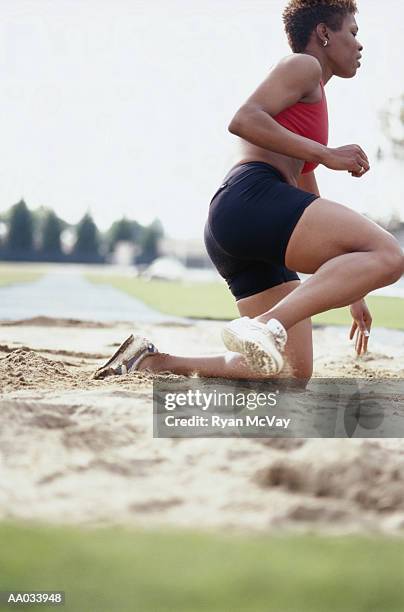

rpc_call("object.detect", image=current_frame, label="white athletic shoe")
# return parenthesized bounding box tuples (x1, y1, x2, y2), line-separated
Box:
(93, 334, 158, 379)
(222, 317, 287, 374)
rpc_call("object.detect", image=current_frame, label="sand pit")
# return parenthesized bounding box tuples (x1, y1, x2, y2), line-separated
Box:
(0, 317, 404, 534)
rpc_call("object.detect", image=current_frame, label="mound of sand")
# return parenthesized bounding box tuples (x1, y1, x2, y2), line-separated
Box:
(0, 349, 74, 392)
(0, 346, 159, 393)
(256, 440, 404, 513)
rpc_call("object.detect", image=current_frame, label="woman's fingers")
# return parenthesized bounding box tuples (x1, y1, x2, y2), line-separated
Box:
(352, 322, 364, 354)
(362, 321, 370, 354)
(350, 169, 368, 178)
(355, 330, 370, 355)
(359, 331, 364, 355)
(351, 317, 371, 355)
(355, 145, 369, 165)
(355, 329, 361, 355)
(359, 147, 369, 165)
(357, 331, 364, 356)
(350, 306, 371, 355)
(350, 154, 370, 177)
(363, 333, 369, 354)
(358, 156, 370, 170)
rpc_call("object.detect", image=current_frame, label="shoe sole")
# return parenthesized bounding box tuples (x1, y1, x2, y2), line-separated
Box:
(222, 326, 283, 375)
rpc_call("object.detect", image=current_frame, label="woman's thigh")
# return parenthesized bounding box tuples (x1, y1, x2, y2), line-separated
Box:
(237, 280, 313, 379)
(284, 197, 398, 273)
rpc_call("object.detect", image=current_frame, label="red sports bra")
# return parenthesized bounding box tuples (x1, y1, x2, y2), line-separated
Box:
(273, 80, 328, 174)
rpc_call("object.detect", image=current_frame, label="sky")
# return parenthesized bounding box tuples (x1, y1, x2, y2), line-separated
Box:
(0, 0, 403, 239)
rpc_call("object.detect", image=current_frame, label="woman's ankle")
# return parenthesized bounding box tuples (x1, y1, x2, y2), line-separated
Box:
(138, 353, 163, 373)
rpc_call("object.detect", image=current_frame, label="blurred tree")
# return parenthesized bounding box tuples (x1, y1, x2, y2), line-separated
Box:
(111, 217, 132, 241)
(73, 213, 99, 258)
(108, 217, 140, 250)
(136, 218, 164, 264)
(41, 210, 62, 255)
(150, 218, 164, 239)
(107, 217, 142, 251)
(7, 199, 34, 253)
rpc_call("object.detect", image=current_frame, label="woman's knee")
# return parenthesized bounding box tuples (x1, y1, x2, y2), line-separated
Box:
(376, 237, 404, 285)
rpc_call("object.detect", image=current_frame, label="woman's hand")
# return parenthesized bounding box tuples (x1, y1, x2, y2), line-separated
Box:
(349, 299, 372, 356)
(321, 145, 370, 176)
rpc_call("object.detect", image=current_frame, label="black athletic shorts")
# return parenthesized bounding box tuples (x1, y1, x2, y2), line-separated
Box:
(204, 161, 319, 301)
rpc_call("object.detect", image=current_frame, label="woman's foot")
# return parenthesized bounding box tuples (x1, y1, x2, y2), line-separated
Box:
(93, 334, 158, 379)
(221, 317, 287, 374)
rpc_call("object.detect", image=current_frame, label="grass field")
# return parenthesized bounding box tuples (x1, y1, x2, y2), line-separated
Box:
(86, 274, 404, 329)
(0, 265, 42, 287)
(1, 523, 404, 612)
(87, 274, 239, 320)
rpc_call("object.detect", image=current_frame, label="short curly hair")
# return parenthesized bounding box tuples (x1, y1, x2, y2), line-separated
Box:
(282, 0, 358, 53)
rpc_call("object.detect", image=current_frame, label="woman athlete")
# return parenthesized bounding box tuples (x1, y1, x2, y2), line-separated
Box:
(95, 0, 403, 382)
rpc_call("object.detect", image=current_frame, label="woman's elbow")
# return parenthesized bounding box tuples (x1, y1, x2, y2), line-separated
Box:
(228, 109, 248, 135)
(228, 115, 242, 135)
(228, 104, 261, 136)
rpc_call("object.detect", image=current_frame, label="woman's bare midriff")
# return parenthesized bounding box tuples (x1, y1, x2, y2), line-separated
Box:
(234, 142, 305, 187)
(230, 82, 323, 185)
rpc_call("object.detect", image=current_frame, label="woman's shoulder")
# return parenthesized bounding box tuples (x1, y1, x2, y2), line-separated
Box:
(266, 53, 322, 96)
(275, 53, 322, 78)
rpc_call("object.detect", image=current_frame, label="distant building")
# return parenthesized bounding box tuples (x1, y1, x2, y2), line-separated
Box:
(110, 240, 139, 266)
(0, 222, 7, 245)
(60, 228, 76, 254)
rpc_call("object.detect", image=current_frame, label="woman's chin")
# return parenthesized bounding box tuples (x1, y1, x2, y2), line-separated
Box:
(335, 66, 358, 79)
